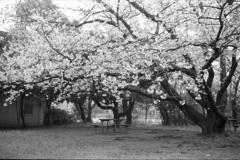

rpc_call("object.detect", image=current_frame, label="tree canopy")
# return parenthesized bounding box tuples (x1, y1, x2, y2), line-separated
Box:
(0, 0, 240, 135)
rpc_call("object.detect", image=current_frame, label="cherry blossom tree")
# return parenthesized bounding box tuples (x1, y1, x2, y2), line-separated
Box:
(1, 0, 240, 135)
(89, 0, 240, 134)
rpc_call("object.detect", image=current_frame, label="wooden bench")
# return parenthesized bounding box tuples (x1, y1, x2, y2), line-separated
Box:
(104, 125, 114, 133)
(91, 124, 102, 133)
(92, 124, 113, 133)
(120, 124, 130, 133)
(233, 124, 239, 134)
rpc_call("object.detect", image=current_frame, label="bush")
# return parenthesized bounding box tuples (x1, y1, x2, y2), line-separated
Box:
(50, 108, 73, 125)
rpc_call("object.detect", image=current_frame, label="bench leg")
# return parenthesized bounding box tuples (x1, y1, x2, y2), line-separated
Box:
(234, 128, 238, 134)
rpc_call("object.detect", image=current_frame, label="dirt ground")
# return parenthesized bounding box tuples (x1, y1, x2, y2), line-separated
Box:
(0, 123, 240, 159)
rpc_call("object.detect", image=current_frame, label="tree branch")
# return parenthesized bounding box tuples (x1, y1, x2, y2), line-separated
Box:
(216, 55, 238, 103)
(118, 85, 178, 101)
(96, 0, 137, 39)
(187, 90, 203, 106)
(215, 1, 228, 43)
(126, 0, 161, 23)
(75, 19, 117, 28)
(92, 97, 114, 110)
(206, 66, 214, 88)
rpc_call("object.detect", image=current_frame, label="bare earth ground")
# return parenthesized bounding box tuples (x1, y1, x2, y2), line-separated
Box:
(0, 123, 240, 159)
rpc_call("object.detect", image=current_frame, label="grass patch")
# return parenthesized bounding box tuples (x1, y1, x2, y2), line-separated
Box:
(0, 124, 239, 159)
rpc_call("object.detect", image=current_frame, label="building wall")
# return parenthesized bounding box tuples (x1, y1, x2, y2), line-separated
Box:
(0, 91, 46, 127)
(24, 98, 45, 126)
(0, 92, 21, 127)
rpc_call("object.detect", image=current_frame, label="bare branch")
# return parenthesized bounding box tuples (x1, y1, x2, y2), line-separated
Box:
(96, 0, 138, 39)
(126, 0, 161, 23)
(75, 19, 117, 28)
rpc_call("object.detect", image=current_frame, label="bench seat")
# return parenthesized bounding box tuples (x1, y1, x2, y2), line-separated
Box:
(120, 124, 130, 133)
(233, 124, 239, 134)
(92, 124, 114, 133)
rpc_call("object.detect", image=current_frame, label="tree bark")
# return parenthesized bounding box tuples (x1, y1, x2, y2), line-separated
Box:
(183, 114, 188, 126)
(145, 103, 148, 121)
(125, 100, 134, 125)
(158, 104, 170, 126)
(45, 99, 52, 126)
(86, 99, 95, 123)
(78, 102, 87, 123)
(20, 93, 26, 127)
(74, 95, 87, 123)
(173, 110, 177, 126)
(218, 55, 228, 114)
(232, 76, 239, 119)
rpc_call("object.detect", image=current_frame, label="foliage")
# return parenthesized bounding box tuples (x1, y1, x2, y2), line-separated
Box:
(1, 0, 240, 134)
(49, 107, 73, 125)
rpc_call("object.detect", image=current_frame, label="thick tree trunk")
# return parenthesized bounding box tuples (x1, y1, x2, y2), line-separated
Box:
(126, 112, 132, 124)
(200, 120, 214, 135)
(218, 55, 228, 114)
(160, 77, 228, 135)
(112, 101, 120, 120)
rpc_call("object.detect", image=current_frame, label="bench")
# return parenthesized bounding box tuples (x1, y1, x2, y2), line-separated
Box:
(92, 124, 113, 133)
(233, 124, 239, 134)
(120, 124, 130, 133)
(91, 124, 102, 133)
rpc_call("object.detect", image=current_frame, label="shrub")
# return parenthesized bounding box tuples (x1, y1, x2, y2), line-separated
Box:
(50, 108, 73, 125)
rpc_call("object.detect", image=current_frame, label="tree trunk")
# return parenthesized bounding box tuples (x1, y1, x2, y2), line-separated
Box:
(86, 99, 95, 123)
(86, 107, 93, 123)
(112, 101, 120, 119)
(145, 103, 149, 121)
(158, 105, 170, 126)
(232, 76, 239, 119)
(45, 99, 52, 126)
(173, 110, 177, 126)
(202, 107, 206, 117)
(126, 111, 132, 124)
(218, 55, 228, 114)
(160, 76, 227, 135)
(79, 102, 87, 123)
(20, 93, 26, 127)
(178, 109, 181, 126)
(74, 95, 87, 123)
(200, 120, 214, 135)
(125, 100, 134, 125)
(183, 114, 188, 126)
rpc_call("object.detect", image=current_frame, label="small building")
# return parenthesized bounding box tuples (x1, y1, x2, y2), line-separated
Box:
(0, 90, 46, 127)
(0, 31, 47, 127)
